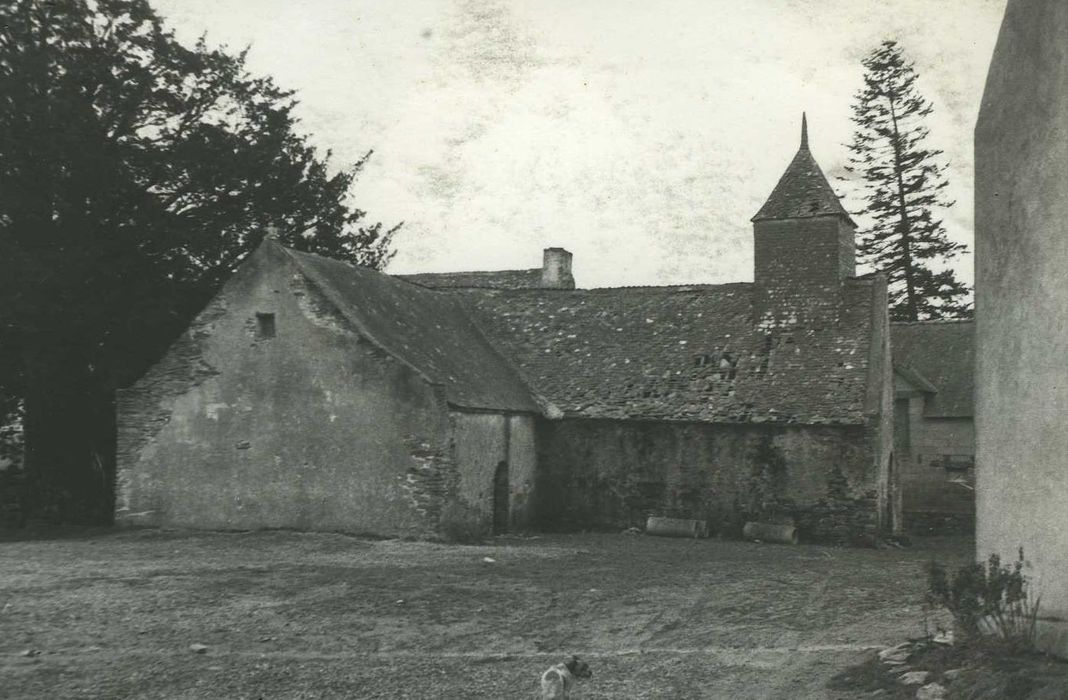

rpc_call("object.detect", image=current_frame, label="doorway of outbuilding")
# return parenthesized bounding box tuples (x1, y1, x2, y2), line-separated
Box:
(493, 460, 509, 534)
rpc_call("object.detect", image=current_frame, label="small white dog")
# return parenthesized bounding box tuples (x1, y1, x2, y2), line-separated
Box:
(539, 655, 592, 699)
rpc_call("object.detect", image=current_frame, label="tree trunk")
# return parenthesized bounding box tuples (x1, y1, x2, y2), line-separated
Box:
(22, 337, 115, 525)
(887, 93, 920, 322)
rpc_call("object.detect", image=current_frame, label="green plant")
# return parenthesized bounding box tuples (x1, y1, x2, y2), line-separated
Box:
(438, 501, 489, 544)
(924, 548, 1041, 650)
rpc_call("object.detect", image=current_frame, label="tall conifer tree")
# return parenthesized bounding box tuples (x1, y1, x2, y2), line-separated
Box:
(845, 40, 970, 321)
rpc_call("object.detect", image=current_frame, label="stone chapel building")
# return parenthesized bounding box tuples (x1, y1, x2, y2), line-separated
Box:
(116, 119, 898, 543)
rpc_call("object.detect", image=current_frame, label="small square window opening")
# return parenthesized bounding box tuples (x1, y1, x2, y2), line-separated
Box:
(256, 312, 276, 339)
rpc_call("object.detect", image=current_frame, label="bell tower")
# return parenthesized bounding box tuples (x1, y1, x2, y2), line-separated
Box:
(751, 114, 856, 328)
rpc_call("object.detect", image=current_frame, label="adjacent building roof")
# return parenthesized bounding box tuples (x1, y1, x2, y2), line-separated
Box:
(752, 115, 855, 225)
(281, 244, 539, 414)
(397, 268, 544, 290)
(450, 279, 879, 425)
(894, 363, 939, 395)
(890, 320, 974, 417)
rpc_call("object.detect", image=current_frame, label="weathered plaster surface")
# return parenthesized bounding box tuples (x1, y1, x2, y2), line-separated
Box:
(507, 414, 537, 528)
(450, 410, 536, 530)
(116, 243, 454, 536)
(865, 274, 897, 532)
(975, 0, 1068, 656)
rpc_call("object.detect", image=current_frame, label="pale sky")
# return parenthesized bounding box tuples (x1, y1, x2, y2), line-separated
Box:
(153, 0, 1006, 289)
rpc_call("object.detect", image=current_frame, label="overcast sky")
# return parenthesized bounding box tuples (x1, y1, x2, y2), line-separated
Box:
(153, 0, 1007, 289)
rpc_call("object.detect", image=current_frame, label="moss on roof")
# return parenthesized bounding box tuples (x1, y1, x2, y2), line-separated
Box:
(452, 280, 879, 425)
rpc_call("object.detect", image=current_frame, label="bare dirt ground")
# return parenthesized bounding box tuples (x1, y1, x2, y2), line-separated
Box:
(0, 529, 971, 699)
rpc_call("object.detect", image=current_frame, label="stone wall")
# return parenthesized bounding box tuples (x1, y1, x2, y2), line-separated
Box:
(975, 0, 1068, 656)
(534, 418, 880, 544)
(754, 217, 856, 329)
(116, 243, 457, 537)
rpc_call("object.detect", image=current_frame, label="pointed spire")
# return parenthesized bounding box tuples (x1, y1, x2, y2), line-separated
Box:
(751, 115, 854, 224)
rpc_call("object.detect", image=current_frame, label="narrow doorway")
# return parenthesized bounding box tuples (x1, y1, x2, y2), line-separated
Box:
(493, 460, 510, 534)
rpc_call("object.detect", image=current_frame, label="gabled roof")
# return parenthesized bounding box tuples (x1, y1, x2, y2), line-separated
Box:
(751, 115, 855, 225)
(397, 268, 543, 290)
(890, 320, 974, 417)
(279, 244, 539, 414)
(451, 279, 880, 425)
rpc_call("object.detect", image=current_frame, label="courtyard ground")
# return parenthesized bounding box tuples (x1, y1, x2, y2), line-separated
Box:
(0, 529, 971, 699)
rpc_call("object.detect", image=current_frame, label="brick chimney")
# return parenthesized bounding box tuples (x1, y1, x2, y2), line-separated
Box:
(541, 247, 575, 289)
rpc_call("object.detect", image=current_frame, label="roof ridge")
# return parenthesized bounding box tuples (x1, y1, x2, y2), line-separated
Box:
(438, 282, 755, 294)
(586, 281, 753, 292)
(397, 267, 540, 277)
(890, 319, 975, 326)
(475, 281, 755, 294)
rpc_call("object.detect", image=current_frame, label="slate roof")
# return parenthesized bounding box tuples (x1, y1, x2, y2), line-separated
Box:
(890, 320, 974, 417)
(752, 116, 854, 224)
(451, 280, 880, 425)
(397, 268, 543, 290)
(281, 244, 539, 414)
(266, 241, 882, 425)
(259, 112, 885, 427)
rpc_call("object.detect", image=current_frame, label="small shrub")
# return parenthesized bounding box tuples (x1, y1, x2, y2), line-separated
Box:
(924, 548, 1041, 651)
(438, 501, 489, 544)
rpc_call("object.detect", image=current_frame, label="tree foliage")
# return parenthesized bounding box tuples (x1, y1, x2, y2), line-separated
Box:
(0, 0, 399, 522)
(845, 40, 970, 321)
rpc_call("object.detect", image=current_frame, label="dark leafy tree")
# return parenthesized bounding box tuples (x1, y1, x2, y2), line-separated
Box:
(0, 0, 399, 523)
(844, 40, 970, 321)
